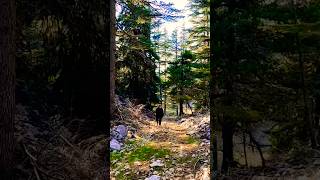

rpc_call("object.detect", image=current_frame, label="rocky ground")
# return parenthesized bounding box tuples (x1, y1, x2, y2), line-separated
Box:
(110, 114, 210, 180)
(110, 98, 320, 179)
(225, 148, 320, 180)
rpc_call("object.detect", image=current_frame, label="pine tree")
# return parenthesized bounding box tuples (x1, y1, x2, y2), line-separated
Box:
(116, 0, 179, 105)
(186, 0, 210, 108)
(156, 28, 174, 114)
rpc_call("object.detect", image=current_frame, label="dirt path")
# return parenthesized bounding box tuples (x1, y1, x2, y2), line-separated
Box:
(111, 118, 210, 180)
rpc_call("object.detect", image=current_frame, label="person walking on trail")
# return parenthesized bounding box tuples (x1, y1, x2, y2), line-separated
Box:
(155, 105, 164, 125)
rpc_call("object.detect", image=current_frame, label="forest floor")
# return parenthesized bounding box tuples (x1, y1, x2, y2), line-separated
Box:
(14, 104, 107, 180)
(110, 117, 210, 180)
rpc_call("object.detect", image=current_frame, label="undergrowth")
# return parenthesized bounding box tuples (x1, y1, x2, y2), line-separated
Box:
(111, 139, 171, 179)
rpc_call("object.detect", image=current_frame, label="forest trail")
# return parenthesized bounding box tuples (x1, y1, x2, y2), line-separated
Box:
(140, 119, 199, 156)
(111, 117, 210, 180)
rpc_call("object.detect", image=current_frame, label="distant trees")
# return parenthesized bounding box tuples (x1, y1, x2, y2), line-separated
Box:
(153, 28, 173, 114)
(0, 0, 15, 178)
(115, 0, 179, 105)
(163, 0, 211, 114)
(167, 50, 195, 116)
(116, 1, 158, 104)
(115, 0, 211, 115)
(115, 0, 213, 116)
(187, 0, 210, 109)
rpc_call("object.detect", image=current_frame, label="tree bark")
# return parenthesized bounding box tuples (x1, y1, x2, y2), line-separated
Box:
(164, 54, 167, 114)
(109, 0, 116, 117)
(243, 130, 248, 167)
(0, 0, 16, 178)
(105, 0, 115, 178)
(210, 1, 218, 179)
(293, 31, 316, 147)
(315, 97, 320, 146)
(221, 117, 234, 173)
(179, 99, 184, 116)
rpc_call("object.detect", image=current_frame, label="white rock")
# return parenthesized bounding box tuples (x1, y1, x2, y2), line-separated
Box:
(116, 125, 128, 137)
(111, 125, 128, 142)
(145, 175, 161, 180)
(150, 160, 164, 167)
(110, 138, 121, 151)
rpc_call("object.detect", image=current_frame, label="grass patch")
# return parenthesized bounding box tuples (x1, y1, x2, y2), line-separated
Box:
(127, 145, 170, 163)
(110, 141, 171, 164)
(176, 155, 201, 164)
(111, 139, 171, 179)
(186, 136, 199, 144)
(126, 139, 138, 145)
(115, 170, 135, 180)
(111, 151, 124, 161)
(111, 163, 132, 180)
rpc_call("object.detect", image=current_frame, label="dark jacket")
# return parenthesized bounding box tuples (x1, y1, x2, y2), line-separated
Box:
(156, 107, 164, 119)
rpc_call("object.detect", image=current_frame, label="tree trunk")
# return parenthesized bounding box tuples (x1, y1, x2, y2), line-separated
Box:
(179, 99, 184, 116)
(164, 53, 167, 114)
(243, 131, 248, 167)
(104, 0, 115, 179)
(158, 57, 162, 104)
(187, 101, 193, 114)
(109, 0, 116, 117)
(221, 118, 234, 173)
(315, 97, 320, 146)
(210, 1, 218, 178)
(164, 93, 167, 115)
(0, 0, 15, 178)
(296, 33, 314, 147)
(176, 105, 179, 116)
(221, 73, 235, 174)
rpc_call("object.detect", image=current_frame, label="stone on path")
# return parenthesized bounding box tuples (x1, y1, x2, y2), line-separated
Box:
(150, 160, 164, 167)
(116, 125, 128, 139)
(111, 125, 128, 142)
(110, 138, 121, 151)
(145, 175, 161, 180)
(205, 128, 210, 140)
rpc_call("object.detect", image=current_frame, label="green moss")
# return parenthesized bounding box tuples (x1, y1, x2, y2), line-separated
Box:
(186, 136, 199, 144)
(127, 145, 170, 163)
(111, 140, 171, 179)
(111, 151, 124, 161)
(116, 171, 126, 180)
(115, 170, 135, 180)
(126, 139, 138, 145)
